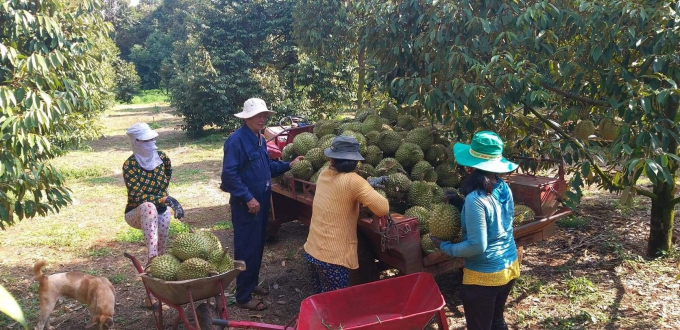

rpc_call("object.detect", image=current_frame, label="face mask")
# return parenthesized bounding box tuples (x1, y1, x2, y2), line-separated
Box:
(131, 139, 162, 171)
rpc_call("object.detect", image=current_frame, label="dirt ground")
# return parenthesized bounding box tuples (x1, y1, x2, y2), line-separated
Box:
(1, 104, 679, 329)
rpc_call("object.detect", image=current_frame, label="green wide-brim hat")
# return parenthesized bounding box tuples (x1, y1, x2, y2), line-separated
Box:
(453, 131, 518, 173)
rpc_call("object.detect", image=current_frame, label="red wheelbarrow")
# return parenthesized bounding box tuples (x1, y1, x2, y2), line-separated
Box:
(126, 253, 449, 329)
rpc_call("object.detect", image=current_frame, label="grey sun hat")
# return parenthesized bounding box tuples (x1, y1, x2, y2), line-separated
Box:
(324, 136, 365, 161)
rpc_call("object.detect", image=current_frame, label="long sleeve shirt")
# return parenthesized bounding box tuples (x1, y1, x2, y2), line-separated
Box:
(220, 125, 290, 203)
(439, 178, 519, 286)
(123, 151, 171, 214)
(304, 168, 390, 269)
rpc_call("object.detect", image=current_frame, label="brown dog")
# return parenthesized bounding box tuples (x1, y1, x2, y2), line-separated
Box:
(33, 260, 115, 330)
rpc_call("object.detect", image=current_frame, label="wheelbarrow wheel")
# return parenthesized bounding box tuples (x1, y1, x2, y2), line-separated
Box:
(349, 232, 379, 286)
(196, 302, 225, 330)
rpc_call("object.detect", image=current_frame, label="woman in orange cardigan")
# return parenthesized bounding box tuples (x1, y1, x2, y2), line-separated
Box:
(303, 136, 389, 293)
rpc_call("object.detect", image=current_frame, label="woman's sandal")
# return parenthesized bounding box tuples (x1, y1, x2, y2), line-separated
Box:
(236, 299, 268, 311)
(253, 286, 270, 296)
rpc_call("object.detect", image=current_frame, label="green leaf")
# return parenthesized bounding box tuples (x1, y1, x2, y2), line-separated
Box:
(0, 284, 26, 329)
(591, 45, 602, 62)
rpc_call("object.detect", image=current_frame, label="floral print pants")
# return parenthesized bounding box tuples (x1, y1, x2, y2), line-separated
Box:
(304, 252, 350, 294)
(125, 202, 171, 260)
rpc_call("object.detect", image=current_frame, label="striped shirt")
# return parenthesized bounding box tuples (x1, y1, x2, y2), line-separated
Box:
(123, 151, 172, 214)
(304, 168, 389, 269)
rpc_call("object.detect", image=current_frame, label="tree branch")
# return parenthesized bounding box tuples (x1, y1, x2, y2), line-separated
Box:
(539, 82, 609, 107)
(524, 104, 657, 200)
(670, 196, 680, 206)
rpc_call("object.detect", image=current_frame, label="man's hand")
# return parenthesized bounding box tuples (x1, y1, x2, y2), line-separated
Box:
(164, 196, 184, 219)
(368, 176, 389, 189)
(247, 198, 261, 214)
(290, 156, 305, 167)
(429, 235, 444, 249)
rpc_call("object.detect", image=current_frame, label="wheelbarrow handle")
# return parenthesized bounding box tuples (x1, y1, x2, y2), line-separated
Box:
(124, 252, 145, 274)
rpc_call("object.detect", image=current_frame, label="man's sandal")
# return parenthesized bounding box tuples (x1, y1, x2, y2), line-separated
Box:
(236, 299, 268, 311)
(253, 286, 270, 296)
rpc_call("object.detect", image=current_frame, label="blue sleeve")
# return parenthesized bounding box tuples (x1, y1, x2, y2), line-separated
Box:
(439, 196, 488, 258)
(269, 159, 291, 178)
(220, 138, 254, 202)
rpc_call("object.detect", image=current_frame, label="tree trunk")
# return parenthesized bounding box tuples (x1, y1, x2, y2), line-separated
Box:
(356, 45, 366, 109)
(648, 181, 676, 257)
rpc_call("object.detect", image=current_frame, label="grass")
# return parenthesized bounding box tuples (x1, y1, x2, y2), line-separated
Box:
(557, 215, 590, 229)
(58, 164, 111, 180)
(563, 275, 596, 301)
(87, 247, 112, 257)
(129, 89, 169, 104)
(212, 221, 233, 230)
(115, 220, 191, 243)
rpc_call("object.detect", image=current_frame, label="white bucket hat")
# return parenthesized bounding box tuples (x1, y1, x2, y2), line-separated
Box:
(234, 98, 275, 119)
(126, 122, 159, 141)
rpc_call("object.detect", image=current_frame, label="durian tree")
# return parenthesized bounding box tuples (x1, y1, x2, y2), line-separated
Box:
(0, 0, 113, 228)
(363, 0, 680, 257)
(292, 0, 368, 107)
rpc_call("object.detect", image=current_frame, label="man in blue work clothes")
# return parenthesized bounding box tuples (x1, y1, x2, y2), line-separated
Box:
(221, 98, 303, 311)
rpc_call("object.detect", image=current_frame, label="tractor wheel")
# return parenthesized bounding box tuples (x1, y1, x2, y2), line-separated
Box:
(349, 232, 379, 286)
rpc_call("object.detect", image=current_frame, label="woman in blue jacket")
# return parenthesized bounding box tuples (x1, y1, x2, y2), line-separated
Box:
(431, 131, 519, 330)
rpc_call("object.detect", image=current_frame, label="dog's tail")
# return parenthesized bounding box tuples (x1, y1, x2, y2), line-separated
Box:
(33, 260, 48, 281)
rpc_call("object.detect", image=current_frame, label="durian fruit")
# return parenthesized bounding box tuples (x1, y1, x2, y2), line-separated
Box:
(514, 204, 536, 227)
(314, 120, 337, 138)
(376, 130, 403, 156)
(421, 234, 437, 254)
(599, 117, 618, 141)
(340, 130, 367, 154)
(361, 115, 383, 134)
(207, 249, 223, 265)
(379, 103, 399, 125)
(171, 233, 210, 261)
(385, 173, 412, 199)
(293, 132, 318, 155)
(215, 253, 235, 273)
(429, 203, 462, 242)
(376, 158, 404, 176)
(291, 159, 314, 181)
(148, 254, 181, 281)
(305, 147, 327, 170)
(426, 144, 449, 166)
(355, 108, 377, 122)
(428, 183, 445, 204)
(318, 134, 336, 150)
(310, 162, 330, 183)
(405, 127, 435, 151)
(365, 131, 381, 146)
(197, 231, 222, 254)
(177, 258, 217, 281)
(395, 143, 424, 168)
(282, 144, 297, 162)
(405, 206, 432, 235)
(338, 121, 362, 132)
(407, 181, 433, 207)
(396, 115, 416, 130)
(356, 163, 376, 179)
(436, 164, 463, 188)
(364, 145, 384, 166)
(410, 161, 437, 182)
(574, 120, 596, 141)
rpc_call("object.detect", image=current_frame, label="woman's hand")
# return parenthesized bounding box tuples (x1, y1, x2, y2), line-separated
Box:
(368, 176, 389, 189)
(164, 196, 184, 219)
(290, 156, 305, 167)
(429, 235, 444, 249)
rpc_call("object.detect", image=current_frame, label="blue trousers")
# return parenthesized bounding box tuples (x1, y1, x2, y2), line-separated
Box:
(304, 253, 349, 294)
(231, 193, 270, 304)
